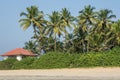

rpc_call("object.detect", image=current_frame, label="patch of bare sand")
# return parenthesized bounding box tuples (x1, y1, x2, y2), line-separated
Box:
(0, 67, 120, 77)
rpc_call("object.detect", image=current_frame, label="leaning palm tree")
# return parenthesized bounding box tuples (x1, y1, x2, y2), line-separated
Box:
(19, 6, 47, 50)
(46, 11, 64, 51)
(19, 6, 44, 36)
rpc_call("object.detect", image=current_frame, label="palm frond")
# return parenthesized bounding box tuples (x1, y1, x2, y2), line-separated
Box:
(20, 12, 27, 17)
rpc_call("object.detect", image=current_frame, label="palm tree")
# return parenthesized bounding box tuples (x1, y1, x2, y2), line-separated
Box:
(96, 9, 116, 31)
(111, 20, 120, 46)
(19, 6, 44, 36)
(60, 8, 75, 29)
(77, 5, 96, 52)
(19, 6, 47, 50)
(60, 8, 75, 47)
(63, 33, 74, 52)
(88, 9, 116, 51)
(46, 11, 64, 51)
(23, 40, 38, 53)
(78, 5, 96, 28)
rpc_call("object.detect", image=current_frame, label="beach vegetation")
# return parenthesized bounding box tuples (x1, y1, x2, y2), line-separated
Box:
(0, 47, 120, 69)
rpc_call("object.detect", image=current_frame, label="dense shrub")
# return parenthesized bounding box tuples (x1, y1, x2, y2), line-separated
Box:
(0, 58, 17, 70)
(30, 48, 120, 69)
(0, 47, 120, 69)
(31, 52, 73, 69)
(12, 57, 36, 69)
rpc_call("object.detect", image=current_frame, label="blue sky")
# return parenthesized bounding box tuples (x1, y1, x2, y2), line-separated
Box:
(0, 0, 120, 58)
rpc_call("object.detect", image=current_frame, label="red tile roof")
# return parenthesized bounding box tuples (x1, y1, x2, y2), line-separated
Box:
(0, 48, 36, 56)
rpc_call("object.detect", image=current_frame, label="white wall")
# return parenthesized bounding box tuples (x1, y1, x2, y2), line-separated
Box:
(3, 56, 8, 60)
(16, 55, 22, 61)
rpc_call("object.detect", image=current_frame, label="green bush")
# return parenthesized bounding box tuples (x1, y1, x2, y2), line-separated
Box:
(75, 51, 120, 67)
(31, 52, 73, 69)
(1, 47, 120, 69)
(12, 57, 36, 69)
(30, 48, 120, 69)
(0, 58, 17, 70)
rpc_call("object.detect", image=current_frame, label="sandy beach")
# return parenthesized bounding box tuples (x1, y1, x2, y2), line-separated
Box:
(0, 67, 120, 80)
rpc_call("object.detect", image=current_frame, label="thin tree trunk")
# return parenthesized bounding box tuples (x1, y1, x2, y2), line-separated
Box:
(33, 26, 37, 38)
(87, 41, 89, 52)
(54, 35, 57, 52)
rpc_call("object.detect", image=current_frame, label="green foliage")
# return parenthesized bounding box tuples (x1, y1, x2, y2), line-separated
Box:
(0, 59, 17, 70)
(23, 40, 38, 54)
(1, 47, 120, 70)
(12, 57, 36, 69)
(26, 47, 120, 69)
(20, 5, 120, 53)
(31, 52, 73, 69)
(31, 47, 120, 68)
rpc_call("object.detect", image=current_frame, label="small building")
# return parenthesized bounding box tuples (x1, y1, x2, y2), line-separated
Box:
(0, 48, 36, 61)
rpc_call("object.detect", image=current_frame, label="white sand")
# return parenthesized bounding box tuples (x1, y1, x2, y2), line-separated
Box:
(0, 67, 120, 80)
(0, 67, 120, 77)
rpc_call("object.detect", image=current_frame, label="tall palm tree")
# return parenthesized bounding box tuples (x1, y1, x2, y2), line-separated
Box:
(77, 5, 96, 52)
(19, 6, 44, 36)
(19, 6, 47, 50)
(60, 8, 75, 47)
(46, 11, 64, 51)
(88, 9, 116, 51)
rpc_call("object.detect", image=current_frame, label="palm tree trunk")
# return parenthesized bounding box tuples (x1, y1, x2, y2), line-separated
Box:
(82, 40, 85, 53)
(33, 26, 37, 38)
(65, 31, 67, 48)
(87, 41, 89, 52)
(54, 35, 57, 52)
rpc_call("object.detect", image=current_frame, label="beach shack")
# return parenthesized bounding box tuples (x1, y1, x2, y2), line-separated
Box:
(0, 48, 36, 61)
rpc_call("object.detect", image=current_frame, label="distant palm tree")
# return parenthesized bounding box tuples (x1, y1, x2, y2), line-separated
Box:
(63, 33, 75, 52)
(23, 40, 38, 53)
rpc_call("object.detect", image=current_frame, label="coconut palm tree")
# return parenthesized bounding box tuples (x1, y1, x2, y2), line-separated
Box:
(60, 8, 75, 48)
(96, 9, 116, 31)
(19, 6, 47, 51)
(78, 5, 96, 28)
(46, 11, 64, 51)
(60, 8, 75, 29)
(88, 9, 116, 51)
(111, 20, 120, 46)
(23, 40, 38, 53)
(76, 5, 96, 52)
(19, 6, 44, 37)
